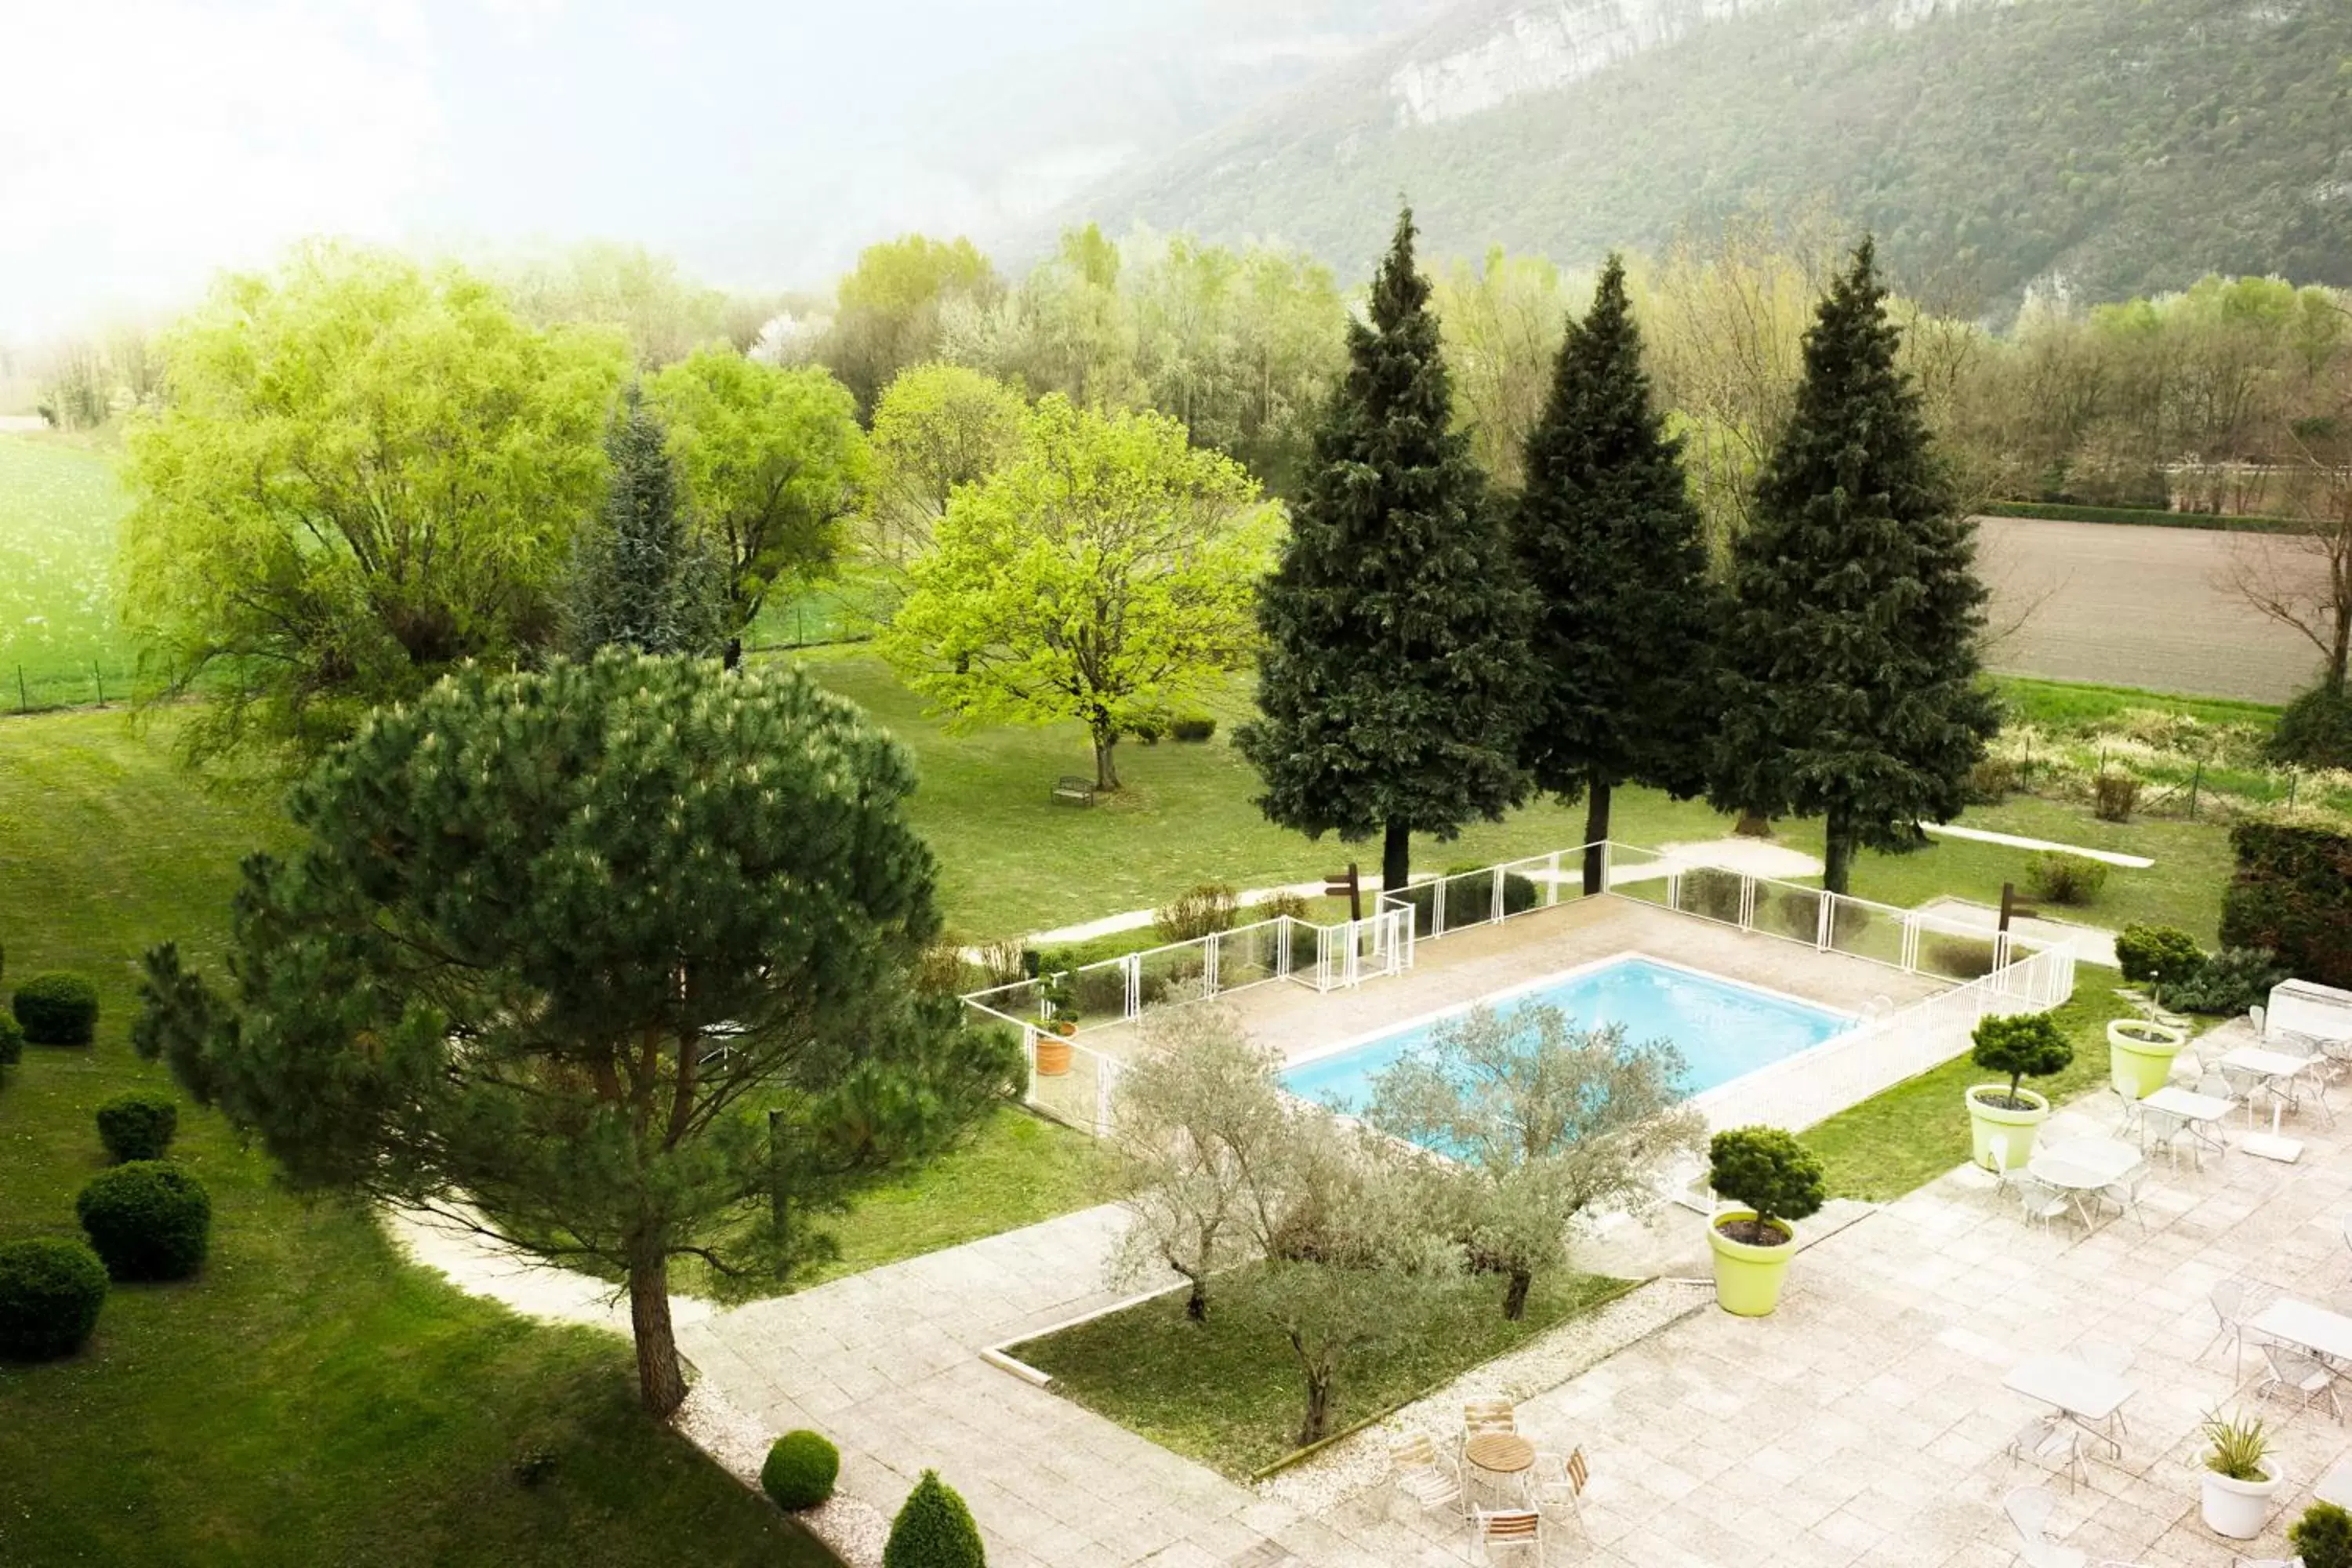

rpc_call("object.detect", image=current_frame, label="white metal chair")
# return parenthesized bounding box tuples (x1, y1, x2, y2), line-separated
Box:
(2107, 1085, 2145, 1142)
(2255, 1340, 2343, 1422)
(2015, 1171, 2073, 1233)
(2005, 1411, 2082, 1488)
(2100, 1167, 2153, 1232)
(2076, 1342, 2135, 1439)
(2203, 1280, 2275, 1376)
(2002, 1486, 2155, 1567)
(1386, 1432, 1465, 1522)
(1530, 1447, 1588, 1526)
(2140, 1105, 2193, 1169)
(1473, 1508, 1543, 1565)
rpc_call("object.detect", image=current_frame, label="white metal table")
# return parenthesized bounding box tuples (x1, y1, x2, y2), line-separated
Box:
(2249, 1298, 2352, 1364)
(2221, 1045, 2325, 1160)
(2027, 1139, 2143, 1229)
(2141, 1086, 2233, 1162)
(2004, 1353, 2136, 1472)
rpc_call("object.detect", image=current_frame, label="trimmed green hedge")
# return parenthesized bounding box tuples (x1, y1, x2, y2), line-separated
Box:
(1983, 499, 2311, 534)
(75, 1161, 212, 1281)
(96, 1089, 180, 1163)
(884, 1471, 985, 1568)
(2220, 822, 2352, 988)
(760, 1430, 839, 1510)
(14, 971, 100, 1045)
(0, 1237, 108, 1360)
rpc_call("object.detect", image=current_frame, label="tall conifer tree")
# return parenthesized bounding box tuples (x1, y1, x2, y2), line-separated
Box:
(1514, 256, 1717, 895)
(1239, 207, 1529, 897)
(567, 392, 727, 659)
(1709, 240, 1998, 895)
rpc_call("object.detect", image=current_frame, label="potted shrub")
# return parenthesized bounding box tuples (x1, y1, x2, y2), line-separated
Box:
(2106, 1015, 2188, 1098)
(2292, 1500, 2352, 1568)
(1704, 1127, 1825, 1318)
(2114, 923, 2205, 1013)
(1964, 1011, 2073, 1171)
(2198, 1409, 2283, 1540)
(1035, 979, 1076, 1076)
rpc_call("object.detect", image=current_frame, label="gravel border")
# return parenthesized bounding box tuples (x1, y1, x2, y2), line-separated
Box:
(674, 1381, 890, 1567)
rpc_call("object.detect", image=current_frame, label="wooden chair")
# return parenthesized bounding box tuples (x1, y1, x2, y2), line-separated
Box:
(1530, 1447, 1588, 1525)
(1474, 1508, 1543, 1565)
(1385, 1432, 1465, 1522)
(1462, 1398, 1516, 1439)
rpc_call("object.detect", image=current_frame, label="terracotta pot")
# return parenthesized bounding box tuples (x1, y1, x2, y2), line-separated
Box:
(1034, 1036, 1072, 1076)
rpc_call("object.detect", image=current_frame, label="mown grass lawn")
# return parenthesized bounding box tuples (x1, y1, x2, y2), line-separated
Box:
(1008, 1269, 1638, 1479)
(0, 710, 834, 1567)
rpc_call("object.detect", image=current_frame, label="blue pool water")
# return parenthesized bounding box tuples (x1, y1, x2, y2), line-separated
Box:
(1279, 956, 1851, 1115)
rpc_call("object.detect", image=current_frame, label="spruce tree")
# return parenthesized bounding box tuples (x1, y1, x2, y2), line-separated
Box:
(568, 392, 728, 659)
(1238, 207, 1529, 898)
(1709, 239, 1998, 895)
(1514, 256, 1718, 895)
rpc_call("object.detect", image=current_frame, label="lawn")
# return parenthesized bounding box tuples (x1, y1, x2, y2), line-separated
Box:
(0, 710, 836, 1567)
(1991, 674, 2283, 734)
(1798, 979, 2144, 1200)
(0, 433, 135, 712)
(1008, 1268, 1639, 1479)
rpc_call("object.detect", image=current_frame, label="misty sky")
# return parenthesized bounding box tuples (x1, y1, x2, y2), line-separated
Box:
(1, 0, 1421, 341)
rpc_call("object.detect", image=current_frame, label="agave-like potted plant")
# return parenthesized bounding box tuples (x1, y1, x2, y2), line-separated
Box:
(2199, 1408, 2283, 1540)
(1704, 1127, 1825, 1317)
(1965, 1011, 2073, 1172)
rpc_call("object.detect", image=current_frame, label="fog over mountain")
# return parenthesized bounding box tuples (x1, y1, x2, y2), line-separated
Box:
(0, 0, 1444, 338)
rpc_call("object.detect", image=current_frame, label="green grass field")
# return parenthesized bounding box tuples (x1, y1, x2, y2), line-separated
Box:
(0, 434, 136, 711)
(1991, 674, 2284, 735)
(0, 711, 835, 1567)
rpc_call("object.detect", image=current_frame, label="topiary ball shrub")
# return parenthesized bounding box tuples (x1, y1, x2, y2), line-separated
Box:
(0, 1012, 22, 1073)
(14, 971, 100, 1045)
(1168, 715, 1217, 742)
(95, 1088, 180, 1163)
(1707, 1127, 1824, 1247)
(2294, 1499, 2352, 1568)
(2114, 924, 2205, 993)
(75, 1161, 212, 1281)
(761, 1430, 840, 1510)
(0, 1236, 108, 1359)
(884, 1471, 985, 1568)
(2024, 851, 2107, 906)
(1970, 1010, 2074, 1107)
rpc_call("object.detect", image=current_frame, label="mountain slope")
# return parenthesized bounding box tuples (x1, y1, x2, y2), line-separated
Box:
(1073, 0, 2352, 303)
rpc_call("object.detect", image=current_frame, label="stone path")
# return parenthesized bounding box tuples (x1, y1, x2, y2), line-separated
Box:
(1918, 895, 2125, 968)
(1923, 819, 2156, 867)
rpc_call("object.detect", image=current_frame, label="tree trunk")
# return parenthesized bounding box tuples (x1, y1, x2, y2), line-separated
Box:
(1503, 1267, 1533, 1322)
(1581, 773, 1612, 896)
(628, 1243, 687, 1417)
(1822, 810, 1856, 898)
(1298, 1367, 1334, 1447)
(1093, 726, 1121, 791)
(1381, 818, 1410, 904)
(1733, 810, 1771, 838)
(1185, 1278, 1208, 1322)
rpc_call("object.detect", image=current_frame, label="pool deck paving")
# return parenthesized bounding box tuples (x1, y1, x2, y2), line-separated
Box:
(684, 1036, 2352, 1568)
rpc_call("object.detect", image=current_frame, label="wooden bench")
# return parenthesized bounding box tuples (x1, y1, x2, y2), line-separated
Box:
(1051, 775, 1098, 807)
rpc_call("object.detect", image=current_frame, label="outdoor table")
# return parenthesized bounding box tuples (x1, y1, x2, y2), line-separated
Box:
(2248, 1298, 2352, 1364)
(2027, 1153, 2125, 1230)
(2003, 1353, 2136, 1468)
(1463, 1432, 1536, 1505)
(2142, 1086, 2233, 1161)
(2221, 1046, 2324, 1159)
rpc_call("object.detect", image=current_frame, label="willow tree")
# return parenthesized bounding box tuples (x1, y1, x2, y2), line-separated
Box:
(134, 653, 1014, 1416)
(1709, 240, 1998, 895)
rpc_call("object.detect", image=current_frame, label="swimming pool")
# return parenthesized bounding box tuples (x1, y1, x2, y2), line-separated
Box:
(1278, 956, 1853, 1116)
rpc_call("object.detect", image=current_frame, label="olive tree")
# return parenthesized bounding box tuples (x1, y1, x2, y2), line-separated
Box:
(1368, 1003, 1704, 1318)
(133, 653, 1016, 1416)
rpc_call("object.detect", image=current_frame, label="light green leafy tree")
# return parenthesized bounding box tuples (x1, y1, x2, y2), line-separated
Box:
(645, 347, 869, 653)
(1367, 1003, 1702, 1319)
(864, 363, 1029, 570)
(817, 234, 1000, 415)
(120, 241, 626, 764)
(877, 394, 1277, 789)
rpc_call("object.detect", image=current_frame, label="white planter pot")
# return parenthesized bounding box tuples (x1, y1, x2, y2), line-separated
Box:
(2199, 1460, 2282, 1540)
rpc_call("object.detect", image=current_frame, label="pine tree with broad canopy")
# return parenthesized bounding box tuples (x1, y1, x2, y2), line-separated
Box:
(1238, 205, 1531, 898)
(1512, 255, 1719, 896)
(133, 653, 1017, 1417)
(1708, 239, 1998, 895)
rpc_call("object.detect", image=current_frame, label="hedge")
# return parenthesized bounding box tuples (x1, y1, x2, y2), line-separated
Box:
(0, 1013, 22, 1072)
(2220, 822, 2352, 989)
(96, 1089, 180, 1163)
(0, 1237, 108, 1359)
(75, 1161, 212, 1281)
(1982, 499, 2312, 534)
(14, 971, 100, 1045)
(884, 1471, 985, 1568)
(1387, 866, 1541, 936)
(760, 1430, 840, 1510)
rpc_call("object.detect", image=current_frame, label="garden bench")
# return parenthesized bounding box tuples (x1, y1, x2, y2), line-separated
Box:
(1051, 775, 1098, 807)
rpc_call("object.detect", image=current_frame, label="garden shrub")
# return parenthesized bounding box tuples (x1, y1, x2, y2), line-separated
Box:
(1168, 715, 1217, 743)
(1707, 1127, 1824, 1244)
(2267, 681, 2352, 771)
(1969, 1011, 2074, 1106)
(1964, 755, 2017, 804)
(1388, 866, 1541, 935)
(884, 1470, 985, 1568)
(2166, 947, 2283, 1017)
(1761, 887, 1872, 946)
(2292, 1500, 2352, 1568)
(2114, 924, 2205, 989)
(1921, 934, 1999, 980)
(95, 1089, 180, 1163)
(2024, 851, 2107, 906)
(760, 1430, 840, 1510)
(1680, 866, 1744, 924)
(0, 1237, 108, 1360)
(1254, 891, 1312, 922)
(2220, 822, 2352, 989)
(13, 971, 99, 1045)
(1154, 883, 1240, 945)
(2092, 770, 2140, 822)
(0, 1013, 21, 1073)
(75, 1160, 212, 1281)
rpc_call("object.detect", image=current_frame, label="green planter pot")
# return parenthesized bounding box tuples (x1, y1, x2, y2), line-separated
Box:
(1965, 1084, 2050, 1171)
(2107, 1018, 2187, 1098)
(1708, 1208, 1795, 1317)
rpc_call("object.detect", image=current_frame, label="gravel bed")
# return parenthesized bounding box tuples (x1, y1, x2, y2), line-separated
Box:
(674, 1381, 891, 1566)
